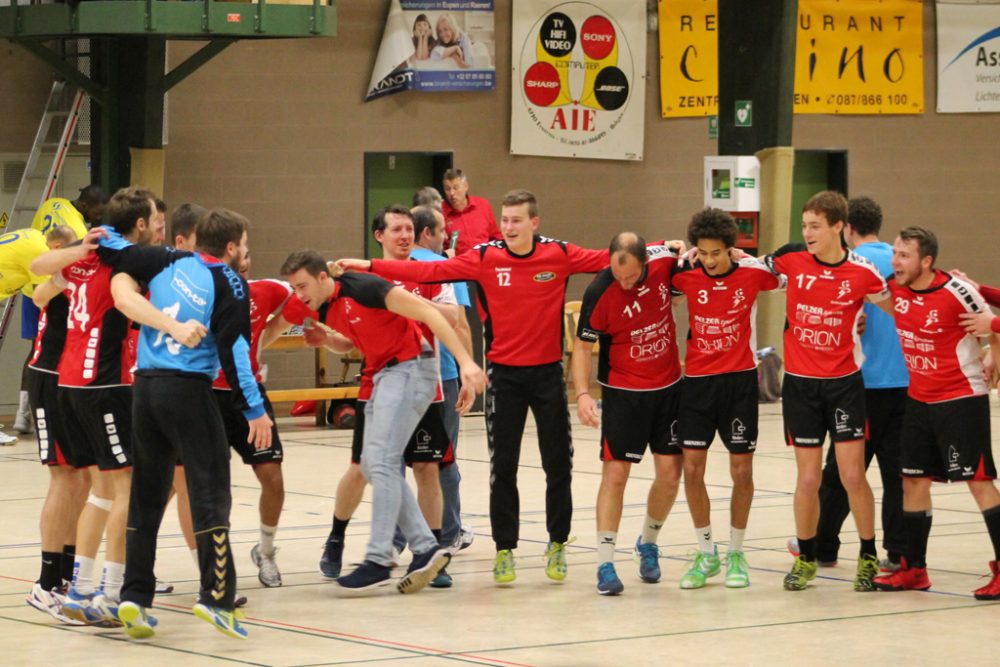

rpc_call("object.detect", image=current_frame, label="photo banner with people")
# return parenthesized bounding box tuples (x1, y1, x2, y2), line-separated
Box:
(510, 0, 646, 161)
(936, 1, 1000, 113)
(659, 0, 924, 118)
(365, 0, 496, 101)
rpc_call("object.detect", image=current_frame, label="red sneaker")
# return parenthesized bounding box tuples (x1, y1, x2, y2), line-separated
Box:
(973, 561, 1000, 600)
(872, 559, 931, 591)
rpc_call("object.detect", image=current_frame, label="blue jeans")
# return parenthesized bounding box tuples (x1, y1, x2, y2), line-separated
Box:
(361, 356, 439, 566)
(439, 378, 462, 546)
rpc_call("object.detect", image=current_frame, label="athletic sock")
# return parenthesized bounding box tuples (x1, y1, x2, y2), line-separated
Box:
(982, 504, 1000, 561)
(61, 545, 76, 584)
(903, 509, 932, 568)
(260, 523, 277, 555)
(39, 551, 62, 591)
(641, 515, 664, 545)
(729, 527, 746, 553)
(597, 531, 616, 565)
(859, 537, 877, 559)
(72, 555, 96, 594)
(101, 561, 124, 600)
(331, 516, 349, 541)
(797, 537, 817, 562)
(695, 525, 714, 555)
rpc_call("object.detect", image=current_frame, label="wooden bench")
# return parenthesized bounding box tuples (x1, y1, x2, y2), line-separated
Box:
(265, 333, 361, 426)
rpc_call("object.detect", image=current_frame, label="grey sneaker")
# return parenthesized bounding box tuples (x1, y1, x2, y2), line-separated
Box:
(250, 543, 282, 587)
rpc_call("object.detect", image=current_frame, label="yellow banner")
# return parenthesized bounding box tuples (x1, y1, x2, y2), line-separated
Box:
(658, 0, 924, 118)
(794, 0, 923, 114)
(659, 0, 718, 118)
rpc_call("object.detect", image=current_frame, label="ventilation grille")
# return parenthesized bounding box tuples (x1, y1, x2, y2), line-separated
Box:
(2, 161, 26, 193)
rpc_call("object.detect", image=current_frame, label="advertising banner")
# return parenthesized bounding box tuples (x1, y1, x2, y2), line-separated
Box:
(366, 0, 496, 101)
(937, 1, 1000, 113)
(511, 0, 646, 160)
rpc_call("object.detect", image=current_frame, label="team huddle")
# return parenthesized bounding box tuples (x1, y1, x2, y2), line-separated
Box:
(8, 174, 1000, 640)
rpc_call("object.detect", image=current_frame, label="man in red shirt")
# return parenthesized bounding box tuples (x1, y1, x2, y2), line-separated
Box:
(571, 233, 682, 596)
(441, 169, 500, 256)
(279, 250, 485, 592)
(339, 189, 608, 584)
(763, 191, 889, 592)
(213, 253, 292, 588)
(672, 210, 782, 590)
(872, 227, 1000, 599)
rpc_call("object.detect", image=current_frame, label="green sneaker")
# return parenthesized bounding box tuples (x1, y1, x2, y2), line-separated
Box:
(493, 549, 516, 584)
(783, 556, 818, 591)
(725, 551, 750, 588)
(679, 547, 721, 589)
(854, 553, 879, 592)
(544, 541, 568, 581)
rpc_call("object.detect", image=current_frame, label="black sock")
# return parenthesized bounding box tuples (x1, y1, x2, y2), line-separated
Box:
(331, 516, 349, 541)
(983, 505, 1000, 562)
(61, 545, 76, 584)
(40, 551, 62, 590)
(798, 537, 817, 562)
(860, 538, 877, 559)
(432, 529, 442, 546)
(903, 510, 932, 568)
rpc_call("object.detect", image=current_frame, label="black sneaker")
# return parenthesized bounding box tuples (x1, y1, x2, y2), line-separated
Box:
(337, 561, 391, 590)
(320, 538, 344, 579)
(397, 548, 451, 594)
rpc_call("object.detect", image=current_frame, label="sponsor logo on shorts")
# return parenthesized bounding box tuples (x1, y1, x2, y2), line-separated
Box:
(533, 271, 557, 282)
(683, 439, 707, 447)
(835, 408, 850, 431)
(901, 467, 924, 475)
(625, 452, 642, 460)
(795, 437, 820, 444)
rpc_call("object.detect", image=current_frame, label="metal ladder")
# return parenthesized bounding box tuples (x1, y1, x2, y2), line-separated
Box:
(0, 80, 86, 355)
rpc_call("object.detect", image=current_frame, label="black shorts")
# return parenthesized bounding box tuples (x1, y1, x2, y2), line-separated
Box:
(900, 395, 997, 482)
(214, 387, 283, 466)
(28, 369, 93, 468)
(679, 369, 758, 454)
(599, 384, 681, 463)
(351, 400, 454, 466)
(782, 372, 867, 447)
(58, 385, 133, 470)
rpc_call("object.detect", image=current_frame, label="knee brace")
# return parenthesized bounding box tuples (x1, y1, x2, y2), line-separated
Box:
(87, 494, 113, 512)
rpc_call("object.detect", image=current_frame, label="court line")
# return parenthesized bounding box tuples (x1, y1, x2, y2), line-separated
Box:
(153, 601, 536, 667)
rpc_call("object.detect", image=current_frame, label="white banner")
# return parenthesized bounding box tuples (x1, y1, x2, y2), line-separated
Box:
(510, 0, 646, 160)
(937, 1, 1000, 113)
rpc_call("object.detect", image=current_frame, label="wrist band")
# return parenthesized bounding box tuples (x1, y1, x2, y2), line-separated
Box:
(576, 391, 590, 400)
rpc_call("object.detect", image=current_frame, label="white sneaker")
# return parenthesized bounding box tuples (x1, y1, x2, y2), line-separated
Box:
(91, 592, 123, 627)
(250, 543, 282, 587)
(459, 524, 475, 551)
(13, 411, 32, 434)
(26, 582, 84, 625)
(0, 428, 17, 446)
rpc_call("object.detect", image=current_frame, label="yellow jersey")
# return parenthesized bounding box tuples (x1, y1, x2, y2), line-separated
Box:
(31, 197, 87, 240)
(0, 229, 50, 299)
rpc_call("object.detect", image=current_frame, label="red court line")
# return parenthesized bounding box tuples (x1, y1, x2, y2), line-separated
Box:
(155, 600, 536, 667)
(0, 575, 34, 583)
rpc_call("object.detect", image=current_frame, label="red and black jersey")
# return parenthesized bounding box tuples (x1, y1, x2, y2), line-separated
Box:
(281, 272, 428, 378)
(371, 235, 608, 366)
(214, 279, 292, 390)
(890, 271, 989, 403)
(764, 244, 889, 379)
(672, 257, 781, 376)
(576, 244, 680, 390)
(57, 255, 132, 388)
(977, 283, 1000, 334)
(28, 293, 69, 374)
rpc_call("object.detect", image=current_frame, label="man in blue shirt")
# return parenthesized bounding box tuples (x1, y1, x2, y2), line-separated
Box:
(101, 209, 271, 640)
(788, 196, 908, 569)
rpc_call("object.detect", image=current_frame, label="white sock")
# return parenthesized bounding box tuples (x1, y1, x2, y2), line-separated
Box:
(696, 525, 714, 554)
(190, 548, 199, 567)
(641, 515, 665, 545)
(260, 523, 277, 555)
(73, 555, 96, 594)
(101, 561, 125, 600)
(18, 390, 29, 413)
(597, 531, 617, 565)
(729, 527, 746, 553)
